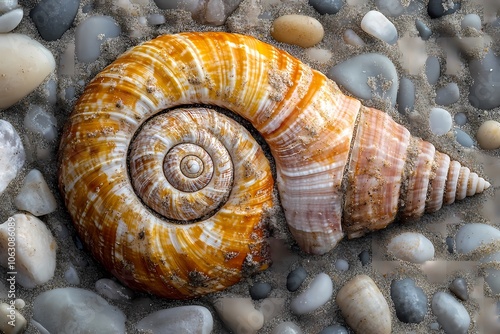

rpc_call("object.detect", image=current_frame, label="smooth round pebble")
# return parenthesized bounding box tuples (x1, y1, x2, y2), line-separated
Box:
(0, 0, 17, 13)
(147, 13, 166, 25)
(454, 128, 474, 148)
(479, 251, 500, 294)
(304, 48, 332, 63)
(308, 0, 343, 15)
(425, 56, 440, 85)
(390, 278, 428, 323)
(361, 10, 398, 44)
(0, 8, 22, 33)
(0, 302, 27, 334)
(271, 15, 324, 48)
(435, 82, 459, 106)
(429, 107, 452, 136)
(468, 50, 500, 109)
(449, 277, 469, 301)
(375, 0, 425, 16)
(14, 169, 58, 216)
(454, 112, 467, 125)
(342, 29, 365, 46)
(415, 19, 432, 40)
(358, 250, 370, 265)
(214, 298, 264, 333)
(327, 53, 398, 106)
(476, 120, 500, 150)
(397, 77, 415, 113)
(0, 120, 25, 195)
(75, 16, 121, 63)
(64, 265, 81, 285)
(387, 232, 435, 263)
(428, 0, 461, 18)
(95, 278, 134, 302)
(272, 321, 302, 334)
(455, 223, 500, 254)
(318, 325, 349, 334)
(335, 259, 349, 271)
(287, 267, 307, 292)
(30, 0, 79, 41)
(290, 273, 333, 315)
(136, 306, 213, 334)
(431, 292, 470, 334)
(249, 282, 272, 300)
(461, 14, 481, 30)
(33, 287, 126, 334)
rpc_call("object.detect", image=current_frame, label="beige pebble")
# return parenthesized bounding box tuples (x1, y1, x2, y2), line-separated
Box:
(271, 14, 324, 48)
(477, 120, 500, 150)
(304, 48, 332, 63)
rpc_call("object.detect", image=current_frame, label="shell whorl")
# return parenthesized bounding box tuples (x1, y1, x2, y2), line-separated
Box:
(59, 32, 490, 299)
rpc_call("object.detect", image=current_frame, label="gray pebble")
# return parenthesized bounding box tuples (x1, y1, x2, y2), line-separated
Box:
(327, 53, 398, 106)
(375, 0, 425, 16)
(287, 267, 307, 292)
(30, 0, 80, 41)
(449, 277, 469, 301)
(335, 259, 349, 271)
(435, 82, 459, 106)
(454, 112, 467, 125)
(75, 16, 121, 63)
(0, 8, 23, 33)
(318, 324, 349, 334)
(432, 292, 470, 334)
(358, 250, 370, 266)
(272, 321, 302, 334)
(390, 278, 428, 323)
(429, 107, 452, 136)
(468, 50, 500, 110)
(454, 128, 474, 148)
(397, 77, 415, 114)
(308, 0, 343, 15)
(136, 306, 213, 334)
(428, 0, 461, 19)
(425, 56, 440, 85)
(249, 282, 272, 300)
(461, 14, 481, 30)
(416, 19, 432, 40)
(446, 236, 454, 253)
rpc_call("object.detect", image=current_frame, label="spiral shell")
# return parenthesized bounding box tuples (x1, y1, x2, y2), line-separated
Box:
(59, 32, 490, 298)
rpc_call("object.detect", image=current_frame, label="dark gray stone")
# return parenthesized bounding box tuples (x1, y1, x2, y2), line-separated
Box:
(425, 56, 440, 85)
(428, 0, 461, 19)
(449, 277, 469, 301)
(454, 129, 474, 148)
(249, 282, 272, 300)
(30, 0, 80, 41)
(391, 278, 428, 323)
(416, 19, 432, 40)
(397, 77, 415, 114)
(358, 249, 370, 266)
(468, 50, 500, 110)
(446, 236, 455, 253)
(309, 0, 343, 15)
(435, 82, 460, 106)
(318, 325, 349, 334)
(286, 267, 307, 292)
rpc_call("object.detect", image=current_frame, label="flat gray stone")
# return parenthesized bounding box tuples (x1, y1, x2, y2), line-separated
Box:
(468, 50, 500, 110)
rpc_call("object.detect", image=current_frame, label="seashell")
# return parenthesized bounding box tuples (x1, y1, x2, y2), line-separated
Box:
(59, 32, 490, 299)
(336, 274, 391, 334)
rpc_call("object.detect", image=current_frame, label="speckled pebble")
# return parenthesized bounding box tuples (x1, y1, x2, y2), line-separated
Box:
(435, 82, 459, 106)
(30, 0, 80, 41)
(461, 13, 481, 30)
(476, 120, 500, 150)
(431, 292, 470, 334)
(0, 8, 22, 33)
(318, 325, 349, 334)
(449, 277, 469, 301)
(290, 273, 333, 315)
(335, 259, 349, 271)
(468, 50, 500, 110)
(308, 0, 343, 15)
(387, 232, 435, 263)
(358, 250, 370, 265)
(342, 29, 365, 47)
(271, 15, 324, 48)
(361, 10, 398, 44)
(454, 128, 474, 148)
(454, 112, 467, 125)
(428, 0, 461, 19)
(397, 77, 415, 113)
(429, 107, 452, 136)
(75, 16, 121, 63)
(391, 278, 428, 323)
(249, 282, 272, 300)
(425, 56, 440, 85)
(136, 306, 213, 334)
(14, 169, 58, 216)
(0, 120, 25, 195)
(272, 321, 302, 334)
(287, 267, 307, 292)
(416, 19, 432, 40)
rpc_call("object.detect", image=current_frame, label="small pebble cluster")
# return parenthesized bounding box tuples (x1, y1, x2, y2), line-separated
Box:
(0, 0, 499, 333)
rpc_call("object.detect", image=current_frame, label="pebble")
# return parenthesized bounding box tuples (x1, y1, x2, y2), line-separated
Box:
(427, 0, 461, 19)
(342, 29, 365, 47)
(0, 33, 55, 109)
(479, 251, 500, 294)
(454, 128, 474, 148)
(476, 120, 500, 150)
(425, 56, 440, 85)
(153, 0, 241, 25)
(271, 15, 324, 48)
(0, 0, 17, 13)
(258, 298, 285, 323)
(304, 48, 332, 63)
(327, 53, 398, 106)
(455, 223, 500, 254)
(318, 325, 349, 334)
(64, 264, 81, 285)
(214, 298, 264, 334)
(387, 232, 435, 263)
(0, 302, 27, 334)
(429, 107, 452, 136)
(461, 13, 481, 30)
(468, 50, 500, 109)
(397, 77, 415, 114)
(335, 259, 349, 271)
(32, 287, 126, 333)
(24, 105, 58, 141)
(431, 292, 470, 334)
(272, 321, 302, 334)
(0, 213, 57, 288)
(375, 0, 425, 16)
(95, 278, 134, 302)
(454, 112, 467, 126)
(435, 82, 459, 106)
(286, 267, 307, 292)
(415, 19, 432, 40)
(308, 0, 343, 15)
(290, 273, 333, 315)
(0, 120, 25, 195)
(30, 0, 80, 41)
(390, 278, 428, 323)
(147, 13, 166, 26)
(358, 250, 370, 265)
(249, 282, 272, 300)
(446, 236, 454, 253)
(449, 277, 469, 301)
(361, 10, 398, 45)
(0, 8, 22, 33)
(75, 16, 121, 63)
(136, 306, 213, 334)
(14, 169, 57, 216)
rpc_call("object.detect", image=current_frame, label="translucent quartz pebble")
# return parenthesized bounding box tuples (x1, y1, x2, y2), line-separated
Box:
(33, 288, 126, 334)
(425, 56, 440, 85)
(308, 0, 343, 15)
(454, 128, 474, 148)
(14, 169, 58, 216)
(95, 278, 134, 302)
(23, 105, 57, 141)
(429, 107, 452, 136)
(30, 0, 80, 41)
(428, 0, 461, 19)
(335, 259, 349, 271)
(136, 306, 213, 334)
(0, 120, 24, 195)
(461, 14, 481, 30)
(455, 223, 500, 254)
(468, 50, 500, 109)
(271, 15, 324, 48)
(361, 10, 398, 45)
(0, 213, 56, 288)
(75, 16, 121, 63)
(318, 325, 349, 334)
(397, 77, 415, 113)
(290, 273, 333, 315)
(476, 120, 500, 149)
(0, 8, 22, 33)
(391, 278, 427, 323)
(64, 265, 80, 285)
(214, 298, 264, 334)
(415, 19, 432, 40)
(435, 82, 459, 106)
(0, 34, 55, 109)
(272, 322, 302, 334)
(431, 292, 470, 334)
(327, 53, 398, 106)
(342, 29, 365, 46)
(387, 232, 435, 263)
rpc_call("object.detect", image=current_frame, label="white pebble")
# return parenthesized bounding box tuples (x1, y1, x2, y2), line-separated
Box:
(14, 169, 57, 216)
(290, 273, 333, 315)
(0, 33, 55, 109)
(14, 299, 24, 309)
(64, 265, 80, 285)
(136, 306, 213, 334)
(0, 213, 57, 288)
(0, 0, 17, 13)
(387, 232, 435, 263)
(429, 107, 452, 135)
(95, 278, 134, 302)
(214, 298, 264, 334)
(343, 29, 365, 46)
(24, 105, 58, 141)
(455, 223, 500, 254)
(271, 14, 324, 48)
(335, 258, 349, 271)
(0, 120, 25, 195)
(461, 14, 481, 30)
(431, 292, 470, 334)
(272, 321, 302, 334)
(0, 302, 27, 334)
(75, 16, 121, 63)
(477, 120, 500, 150)
(361, 10, 398, 45)
(0, 8, 22, 33)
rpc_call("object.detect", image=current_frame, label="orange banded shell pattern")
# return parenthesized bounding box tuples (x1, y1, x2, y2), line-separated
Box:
(59, 32, 490, 299)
